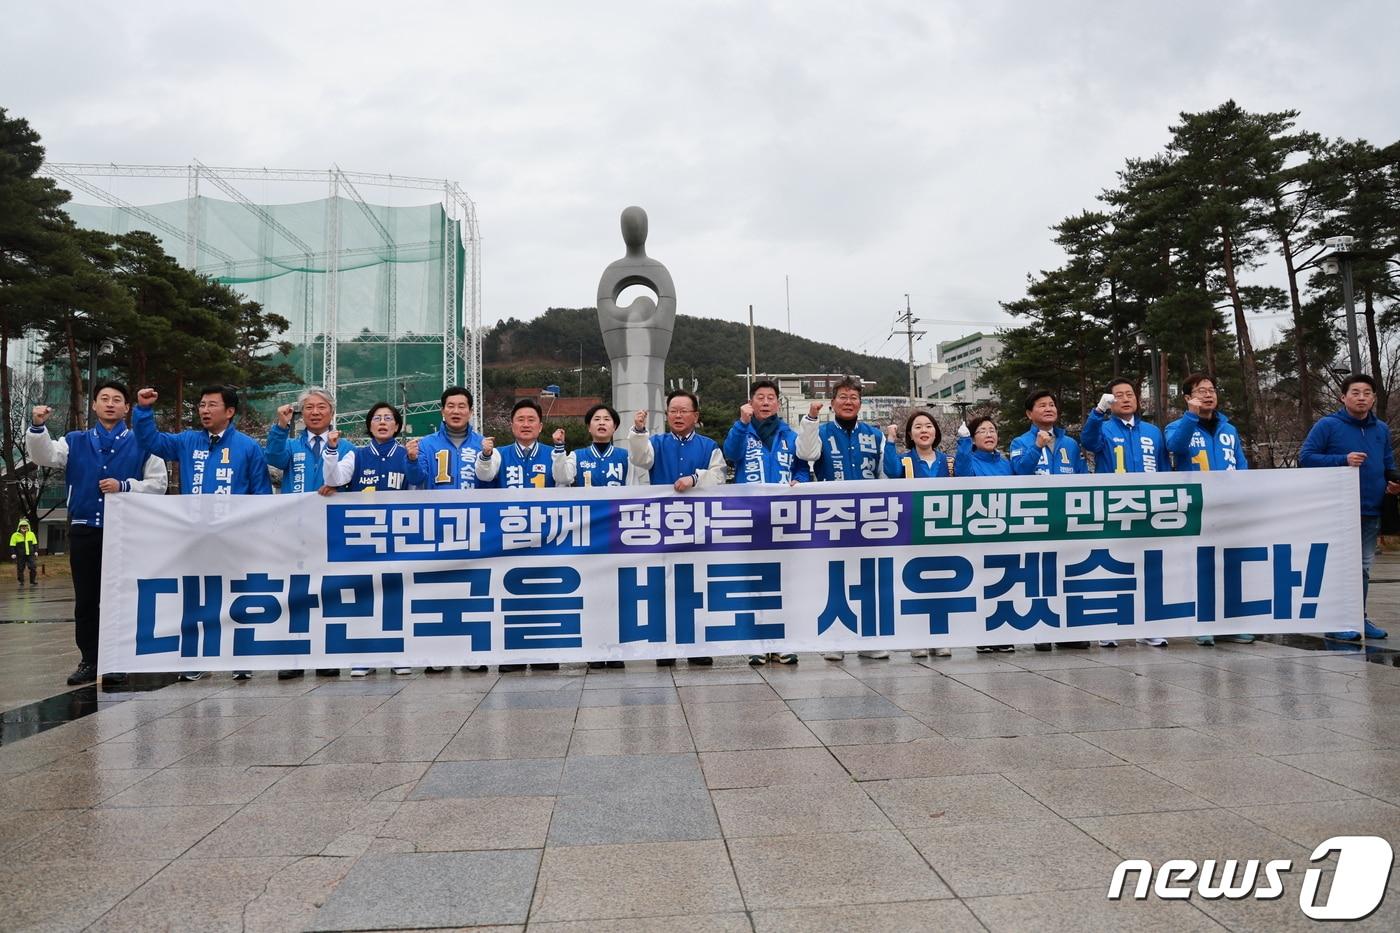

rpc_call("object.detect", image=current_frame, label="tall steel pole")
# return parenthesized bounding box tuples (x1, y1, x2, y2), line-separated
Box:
(748, 304, 757, 394)
(1341, 257, 1362, 373)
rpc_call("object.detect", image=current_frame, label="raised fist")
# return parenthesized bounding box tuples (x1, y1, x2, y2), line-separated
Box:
(137, 388, 158, 407)
(326, 430, 340, 449)
(808, 401, 822, 420)
(31, 405, 52, 426)
(552, 428, 566, 446)
(957, 422, 971, 439)
(405, 438, 419, 461)
(1186, 396, 1203, 416)
(884, 424, 898, 441)
(277, 404, 294, 428)
(1035, 429, 1054, 449)
(634, 410, 648, 431)
(1096, 393, 1114, 414)
(739, 403, 754, 424)
(481, 436, 496, 457)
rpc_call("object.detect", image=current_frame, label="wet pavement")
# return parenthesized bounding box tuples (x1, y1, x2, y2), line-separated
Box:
(2, 561, 1399, 930)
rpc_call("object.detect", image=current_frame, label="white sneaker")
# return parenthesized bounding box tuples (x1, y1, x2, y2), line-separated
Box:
(823, 652, 845, 661)
(1139, 638, 1168, 647)
(858, 651, 890, 659)
(910, 649, 929, 658)
(392, 667, 412, 675)
(350, 667, 372, 677)
(1098, 640, 1118, 648)
(933, 647, 952, 657)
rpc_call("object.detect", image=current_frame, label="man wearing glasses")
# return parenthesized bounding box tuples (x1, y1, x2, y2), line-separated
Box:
(627, 389, 726, 666)
(1164, 373, 1253, 647)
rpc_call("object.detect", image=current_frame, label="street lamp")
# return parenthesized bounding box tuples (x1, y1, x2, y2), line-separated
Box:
(1319, 235, 1362, 374)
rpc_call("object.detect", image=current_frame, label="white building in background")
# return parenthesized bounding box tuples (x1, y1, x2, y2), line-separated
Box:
(735, 373, 881, 424)
(919, 331, 1003, 412)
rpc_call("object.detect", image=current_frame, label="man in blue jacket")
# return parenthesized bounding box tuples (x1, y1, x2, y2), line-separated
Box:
(1012, 390, 1090, 651)
(724, 380, 810, 487)
(417, 386, 487, 491)
(1164, 373, 1252, 647)
(1300, 373, 1399, 641)
(1079, 378, 1167, 647)
(1011, 390, 1088, 477)
(795, 376, 894, 662)
(265, 387, 351, 680)
(626, 389, 726, 666)
(27, 382, 168, 686)
(135, 385, 271, 681)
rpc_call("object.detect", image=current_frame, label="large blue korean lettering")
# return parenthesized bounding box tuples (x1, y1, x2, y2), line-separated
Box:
(1223, 547, 1269, 619)
(503, 567, 583, 649)
(230, 573, 310, 656)
(818, 557, 894, 638)
(984, 552, 1060, 632)
(180, 575, 223, 658)
(136, 578, 179, 655)
(704, 562, 784, 641)
(1063, 550, 1135, 628)
(900, 556, 976, 635)
(1272, 543, 1326, 620)
(323, 573, 406, 654)
(411, 568, 492, 649)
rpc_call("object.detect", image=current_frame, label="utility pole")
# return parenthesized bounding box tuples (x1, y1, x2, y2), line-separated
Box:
(748, 304, 758, 394)
(785, 275, 791, 334)
(892, 293, 925, 404)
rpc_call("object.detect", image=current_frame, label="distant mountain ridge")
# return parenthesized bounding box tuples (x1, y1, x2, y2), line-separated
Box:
(485, 307, 909, 407)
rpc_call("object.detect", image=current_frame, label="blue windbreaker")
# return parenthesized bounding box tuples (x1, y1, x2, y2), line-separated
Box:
(133, 406, 271, 495)
(265, 425, 351, 493)
(1164, 411, 1248, 472)
(417, 422, 487, 490)
(881, 445, 951, 479)
(1300, 408, 1398, 516)
(954, 436, 1012, 477)
(723, 418, 811, 485)
(1009, 426, 1089, 476)
(1080, 409, 1165, 473)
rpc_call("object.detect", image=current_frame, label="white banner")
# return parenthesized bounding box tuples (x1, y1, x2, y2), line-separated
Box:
(99, 469, 1361, 672)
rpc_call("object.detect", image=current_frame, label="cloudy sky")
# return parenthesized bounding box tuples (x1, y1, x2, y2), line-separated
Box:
(6, 0, 1398, 363)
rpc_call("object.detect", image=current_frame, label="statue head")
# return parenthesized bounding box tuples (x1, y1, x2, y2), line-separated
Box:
(620, 206, 648, 257)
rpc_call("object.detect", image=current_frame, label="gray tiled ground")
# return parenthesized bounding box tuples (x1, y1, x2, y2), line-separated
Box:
(5, 568, 1400, 928)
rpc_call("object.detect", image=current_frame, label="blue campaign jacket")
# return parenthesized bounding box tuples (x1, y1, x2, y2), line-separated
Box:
(954, 436, 1013, 477)
(1164, 411, 1248, 472)
(133, 406, 271, 495)
(805, 420, 888, 481)
(557, 443, 631, 487)
(346, 439, 419, 491)
(486, 442, 554, 489)
(638, 431, 721, 486)
(417, 422, 487, 490)
(881, 445, 951, 479)
(1080, 409, 1165, 473)
(723, 418, 811, 485)
(1300, 408, 1398, 517)
(1010, 426, 1089, 476)
(29, 423, 155, 526)
(265, 425, 351, 493)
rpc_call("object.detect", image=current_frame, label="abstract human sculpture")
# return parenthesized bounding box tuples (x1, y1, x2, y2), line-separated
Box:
(597, 206, 676, 432)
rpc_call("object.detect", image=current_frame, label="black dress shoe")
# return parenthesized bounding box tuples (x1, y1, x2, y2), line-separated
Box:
(277, 669, 305, 680)
(1060, 641, 1091, 650)
(587, 661, 606, 670)
(315, 669, 341, 676)
(1033, 643, 1052, 652)
(529, 663, 560, 671)
(687, 656, 713, 665)
(656, 658, 676, 667)
(100, 672, 129, 686)
(606, 660, 625, 669)
(67, 661, 98, 685)
(498, 664, 526, 673)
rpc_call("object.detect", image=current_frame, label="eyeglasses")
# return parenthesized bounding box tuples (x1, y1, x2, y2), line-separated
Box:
(370, 414, 397, 423)
(667, 407, 696, 415)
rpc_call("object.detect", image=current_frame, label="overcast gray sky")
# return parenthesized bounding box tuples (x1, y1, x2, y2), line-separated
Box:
(6, 0, 1398, 362)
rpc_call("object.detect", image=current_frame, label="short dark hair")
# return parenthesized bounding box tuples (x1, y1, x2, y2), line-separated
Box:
(1179, 372, 1216, 397)
(1023, 389, 1058, 414)
(750, 379, 780, 398)
(365, 402, 402, 434)
(94, 380, 131, 404)
(199, 385, 239, 413)
(1341, 373, 1377, 394)
(583, 403, 620, 429)
(966, 415, 997, 438)
(1105, 377, 1138, 397)
(903, 409, 941, 448)
(511, 398, 542, 419)
(832, 376, 864, 398)
(666, 390, 699, 412)
(440, 386, 474, 409)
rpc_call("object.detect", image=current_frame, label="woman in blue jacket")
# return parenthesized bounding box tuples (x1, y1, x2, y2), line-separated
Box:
(882, 409, 952, 480)
(953, 415, 1013, 653)
(954, 416, 1013, 479)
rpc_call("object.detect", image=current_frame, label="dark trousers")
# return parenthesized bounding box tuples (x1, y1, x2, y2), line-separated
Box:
(16, 554, 36, 583)
(70, 525, 104, 664)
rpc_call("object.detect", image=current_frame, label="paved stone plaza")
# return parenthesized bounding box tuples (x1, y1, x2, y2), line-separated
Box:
(3, 564, 1400, 931)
